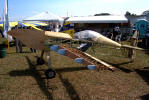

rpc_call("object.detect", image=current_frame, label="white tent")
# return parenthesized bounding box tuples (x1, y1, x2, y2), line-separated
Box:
(24, 11, 63, 22)
(67, 15, 128, 23)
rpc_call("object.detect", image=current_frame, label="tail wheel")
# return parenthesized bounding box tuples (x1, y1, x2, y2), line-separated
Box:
(45, 69, 56, 79)
(37, 57, 45, 65)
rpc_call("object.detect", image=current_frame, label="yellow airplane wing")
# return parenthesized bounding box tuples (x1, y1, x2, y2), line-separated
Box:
(31, 22, 48, 26)
(0, 22, 18, 27)
(9, 22, 18, 27)
(21, 22, 42, 30)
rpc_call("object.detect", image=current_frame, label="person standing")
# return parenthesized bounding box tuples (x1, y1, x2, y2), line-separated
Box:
(128, 30, 139, 61)
(114, 26, 121, 42)
(14, 24, 23, 53)
(0, 29, 4, 37)
(54, 23, 59, 32)
(145, 31, 149, 49)
(106, 30, 113, 39)
(15, 37, 22, 53)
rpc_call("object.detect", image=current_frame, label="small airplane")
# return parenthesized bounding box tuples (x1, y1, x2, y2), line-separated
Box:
(7, 26, 144, 79)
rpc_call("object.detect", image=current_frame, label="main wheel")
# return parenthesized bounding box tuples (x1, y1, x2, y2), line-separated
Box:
(45, 69, 56, 79)
(37, 57, 45, 65)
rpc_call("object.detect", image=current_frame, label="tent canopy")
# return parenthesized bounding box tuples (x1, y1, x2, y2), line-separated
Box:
(24, 11, 63, 22)
(67, 15, 128, 23)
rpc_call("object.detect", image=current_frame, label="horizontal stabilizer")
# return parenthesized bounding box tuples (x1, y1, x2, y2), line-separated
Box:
(122, 45, 145, 50)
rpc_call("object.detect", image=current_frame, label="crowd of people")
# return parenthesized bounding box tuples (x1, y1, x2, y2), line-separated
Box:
(101, 26, 122, 42)
(100, 25, 149, 50)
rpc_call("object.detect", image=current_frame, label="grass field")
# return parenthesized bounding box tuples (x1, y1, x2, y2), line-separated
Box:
(0, 42, 149, 100)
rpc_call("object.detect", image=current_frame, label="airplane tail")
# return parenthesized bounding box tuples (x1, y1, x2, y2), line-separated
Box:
(60, 20, 75, 37)
(62, 29, 75, 37)
(121, 45, 144, 51)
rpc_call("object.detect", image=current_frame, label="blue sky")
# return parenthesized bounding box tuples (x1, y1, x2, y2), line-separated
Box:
(0, 0, 149, 21)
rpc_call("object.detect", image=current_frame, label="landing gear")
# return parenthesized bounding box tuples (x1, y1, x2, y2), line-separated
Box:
(37, 57, 45, 65)
(45, 51, 56, 79)
(38, 51, 56, 79)
(37, 50, 45, 65)
(45, 69, 56, 79)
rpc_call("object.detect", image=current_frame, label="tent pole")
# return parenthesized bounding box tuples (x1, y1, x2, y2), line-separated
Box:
(7, 0, 10, 50)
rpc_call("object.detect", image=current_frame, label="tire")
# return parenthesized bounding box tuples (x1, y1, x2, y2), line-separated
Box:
(45, 69, 56, 79)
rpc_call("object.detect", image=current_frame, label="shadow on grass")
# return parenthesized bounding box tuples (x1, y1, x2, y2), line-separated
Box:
(145, 50, 149, 55)
(134, 67, 149, 100)
(7, 51, 34, 54)
(134, 67, 149, 85)
(34, 56, 88, 72)
(58, 73, 81, 100)
(55, 67, 88, 73)
(135, 67, 149, 100)
(140, 93, 149, 100)
(55, 67, 88, 100)
(9, 56, 87, 100)
(34, 55, 85, 100)
(9, 56, 53, 100)
(101, 59, 133, 73)
(0, 73, 9, 75)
